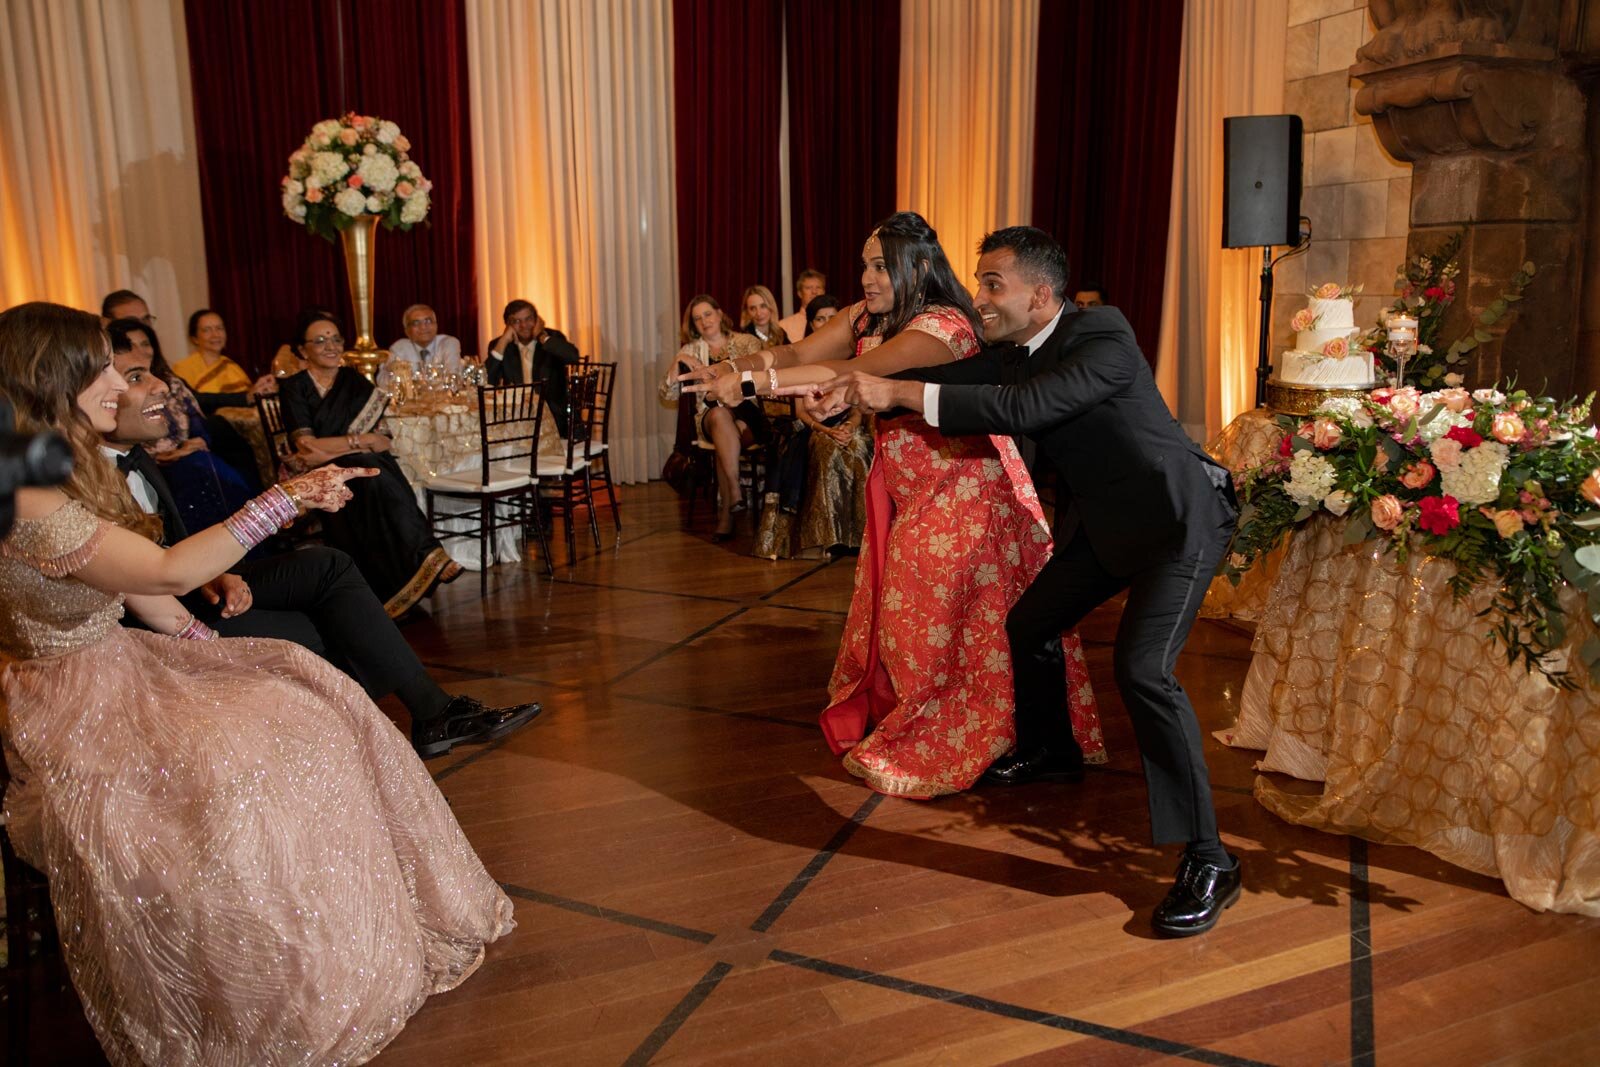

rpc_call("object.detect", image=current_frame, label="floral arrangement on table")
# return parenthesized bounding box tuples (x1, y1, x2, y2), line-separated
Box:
(1225, 384, 1600, 687)
(1356, 234, 1537, 388)
(280, 113, 431, 241)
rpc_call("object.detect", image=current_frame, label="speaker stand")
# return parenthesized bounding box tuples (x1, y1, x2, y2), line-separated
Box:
(1252, 220, 1312, 408)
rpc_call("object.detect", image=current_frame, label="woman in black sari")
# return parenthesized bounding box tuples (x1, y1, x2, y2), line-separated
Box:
(279, 310, 460, 617)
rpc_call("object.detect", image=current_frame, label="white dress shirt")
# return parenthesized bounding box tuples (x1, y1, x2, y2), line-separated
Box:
(102, 444, 159, 514)
(923, 303, 1066, 428)
(388, 334, 462, 373)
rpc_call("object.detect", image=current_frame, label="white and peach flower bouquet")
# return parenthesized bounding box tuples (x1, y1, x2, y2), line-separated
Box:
(1228, 384, 1600, 687)
(281, 113, 431, 240)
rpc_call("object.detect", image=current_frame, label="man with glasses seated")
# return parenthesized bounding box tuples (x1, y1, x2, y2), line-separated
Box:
(486, 298, 581, 437)
(388, 303, 464, 375)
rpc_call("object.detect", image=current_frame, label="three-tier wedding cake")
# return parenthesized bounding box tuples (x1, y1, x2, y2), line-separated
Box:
(1273, 283, 1375, 388)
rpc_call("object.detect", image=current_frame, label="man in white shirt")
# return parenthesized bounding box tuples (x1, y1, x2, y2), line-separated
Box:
(486, 298, 581, 436)
(777, 269, 827, 344)
(388, 303, 463, 373)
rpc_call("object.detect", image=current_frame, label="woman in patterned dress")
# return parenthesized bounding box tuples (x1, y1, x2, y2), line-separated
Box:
(687, 212, 1104, 798)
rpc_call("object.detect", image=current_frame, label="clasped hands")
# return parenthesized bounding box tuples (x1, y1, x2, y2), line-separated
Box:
(676, 357, 917, 419)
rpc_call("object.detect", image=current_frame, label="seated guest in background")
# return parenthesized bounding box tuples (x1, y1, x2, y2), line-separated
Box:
(486, 298, 581, 436)
(777, 269, 827, 345)
(1074, 283, 1106, 310)
(108, 318, 259, 538)
(389, 303, 463, 374)
(741, 284, 788, 346)
(173, 308, 278, 412)
(100, 288, 154, 325)
(0, 301, 514, 1065)
(661, 294, 767, 541)
(279, 309, 461, 617)
(753, 294, 871, 560)
(101, 354, 541, 758)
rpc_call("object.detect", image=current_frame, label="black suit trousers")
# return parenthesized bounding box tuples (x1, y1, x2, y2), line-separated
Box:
(194, 546, 425, 700)
(1005, 511, 1235, 846)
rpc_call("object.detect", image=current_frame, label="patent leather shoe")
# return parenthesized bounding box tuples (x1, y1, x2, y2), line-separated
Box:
(1152, 852, 1241, 938)
(979, 746, 1084, 786)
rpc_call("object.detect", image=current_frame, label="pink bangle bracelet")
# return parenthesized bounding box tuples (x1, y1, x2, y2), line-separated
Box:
(222, 486, 298, 550)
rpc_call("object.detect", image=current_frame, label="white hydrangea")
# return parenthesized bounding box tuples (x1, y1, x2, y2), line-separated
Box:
(399, 190, 429, 224)
(312, 119, 342, 139)
(399, 160, 421, 180)
(309, 150, 349, 186)
(356, 152, 399, 193)
(283, 178, 304, 197)
(1439, 440, 1509, 505)
(1316, 396, 1373, 428)
(1417, 406, 1472, 442)
(334, 187, 368, 216)
(1284, 452, 1336, 506)
(376, 120, 400, 144)
(365, 194, 383, 212)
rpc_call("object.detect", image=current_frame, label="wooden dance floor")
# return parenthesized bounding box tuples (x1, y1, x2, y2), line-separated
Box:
(21, 483, 1600, 1065)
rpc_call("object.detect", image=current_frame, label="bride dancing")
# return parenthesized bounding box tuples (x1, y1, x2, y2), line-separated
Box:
(686, 212, 1104, 798)
(0, 302, 514, 1065)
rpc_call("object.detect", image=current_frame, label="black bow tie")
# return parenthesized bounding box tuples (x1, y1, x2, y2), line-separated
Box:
(115, 449, 140, 473)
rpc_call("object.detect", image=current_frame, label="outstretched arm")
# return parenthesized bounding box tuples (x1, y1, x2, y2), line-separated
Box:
(938, 339, 1137, 437)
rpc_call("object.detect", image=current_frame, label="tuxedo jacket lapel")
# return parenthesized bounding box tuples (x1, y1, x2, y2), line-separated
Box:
(130, 446, 190, 543)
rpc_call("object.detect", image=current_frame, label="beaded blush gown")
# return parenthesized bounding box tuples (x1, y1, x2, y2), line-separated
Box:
(0, 501, 513, 1066)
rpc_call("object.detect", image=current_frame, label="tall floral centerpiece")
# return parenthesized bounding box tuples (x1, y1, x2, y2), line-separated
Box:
(281, 114, 431, 379)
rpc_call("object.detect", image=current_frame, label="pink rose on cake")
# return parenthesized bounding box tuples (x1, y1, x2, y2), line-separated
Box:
(1290, 308, 1315, 332)
(1314, 282, 1343, 299)
(1321, 336, 1350, 359)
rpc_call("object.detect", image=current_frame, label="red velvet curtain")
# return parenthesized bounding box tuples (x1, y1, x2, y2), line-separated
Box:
(1031, 0, 1184, 362)
(184, 0, 477, 374)
(785, 1, 900, 308)
(672, 0, 786, 320)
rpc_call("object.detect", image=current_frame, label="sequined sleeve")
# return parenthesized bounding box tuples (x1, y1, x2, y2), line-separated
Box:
(905, 305, 980, 361)
(1, 500, 110, 578)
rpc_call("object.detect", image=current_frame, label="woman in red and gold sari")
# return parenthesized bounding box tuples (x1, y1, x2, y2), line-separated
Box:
(687, 212, 1104, 798)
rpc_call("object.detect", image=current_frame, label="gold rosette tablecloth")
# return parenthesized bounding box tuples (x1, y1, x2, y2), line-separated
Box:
(1202, 407, 1285, 621)
(386, 397, 565, 570)
(1222, 513, 1600, 915)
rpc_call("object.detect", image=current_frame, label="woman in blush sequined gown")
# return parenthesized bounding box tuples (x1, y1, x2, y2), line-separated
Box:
(685, 214, 1104, 798)
(0, 303, 513, 1066)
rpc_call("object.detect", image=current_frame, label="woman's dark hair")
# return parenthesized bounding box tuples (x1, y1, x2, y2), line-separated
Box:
(859, 211, 982, 341)
(803, 294, 842, 336)
(186, 307, 223, 341)
(295, 307, 345, 346)
(106, 317, 175, 382)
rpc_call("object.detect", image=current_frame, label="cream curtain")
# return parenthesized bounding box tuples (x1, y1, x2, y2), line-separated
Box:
(0, 0, 207, 356)
(467, 0, 679, 484)
(1155, 0, 1288, 442)
(897, 0, 1039, 275)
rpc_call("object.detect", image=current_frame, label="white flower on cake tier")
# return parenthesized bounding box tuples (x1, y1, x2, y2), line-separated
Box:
(1285, 452, 1337, 506)
(1439, 440, 1509, 505)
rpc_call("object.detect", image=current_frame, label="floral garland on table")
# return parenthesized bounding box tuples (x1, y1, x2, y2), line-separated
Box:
(1225, 384, 1600, 688)
(280, 114, 431, 241)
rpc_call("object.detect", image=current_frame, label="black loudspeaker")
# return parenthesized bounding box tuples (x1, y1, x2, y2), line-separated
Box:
(1223, 115, 1303, 248)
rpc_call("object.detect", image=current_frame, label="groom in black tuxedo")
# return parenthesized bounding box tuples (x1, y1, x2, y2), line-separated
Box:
(815, 227, 1241, 937)
(102, 347, 542, 760)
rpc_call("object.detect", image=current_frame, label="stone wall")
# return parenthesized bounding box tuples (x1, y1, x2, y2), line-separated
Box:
(1273, 0, 1410, 354)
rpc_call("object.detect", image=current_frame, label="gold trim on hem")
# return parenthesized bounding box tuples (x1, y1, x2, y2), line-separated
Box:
(383, 548, 455, 618)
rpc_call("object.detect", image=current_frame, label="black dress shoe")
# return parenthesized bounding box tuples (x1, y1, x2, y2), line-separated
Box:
(1152, 853, 1242, 938)
(411, 697, 544, 759)
(979, 746, 1085, 786)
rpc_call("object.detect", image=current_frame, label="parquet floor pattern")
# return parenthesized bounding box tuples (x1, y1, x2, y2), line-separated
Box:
(17, 483, 1600, 1066)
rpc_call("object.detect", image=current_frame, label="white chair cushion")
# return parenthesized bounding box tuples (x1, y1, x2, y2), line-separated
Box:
(426, 462, 532, 492)
(537, 456, 589, 477)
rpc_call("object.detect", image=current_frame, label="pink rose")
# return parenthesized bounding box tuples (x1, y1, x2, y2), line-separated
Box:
(351, 114, 369, 128)
(1491, 412, 1526, 444)
(1388, 388, 1422, 423)
(1322, 336, 1350, 359)
(347, 175, 363, 189)
(1483, 508, 1525, 539)
(1291, 308, 1314, 332)
(1374, 449, 1389, 472)
(1435, 388, 1471, 413)
(395, 180, 415, 197)
(1370, 387, 1395, 404)
(1400, 460, 1436, 489)
(1370, 494, 1404, 531)
(1315, 282, 1343, 299)
(1429, 437, 1463, 471)
(1310, 418, 1342, 450)
(1581, 469, 1600, 507)
(339, 127, 359, 145)
(1417, 494, 1461, 535)
(305, 187, 324, 203)
(394, 135, 411, 152)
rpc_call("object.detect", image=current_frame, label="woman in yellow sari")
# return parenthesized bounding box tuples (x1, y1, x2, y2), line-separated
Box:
(172, 308, 277, 412)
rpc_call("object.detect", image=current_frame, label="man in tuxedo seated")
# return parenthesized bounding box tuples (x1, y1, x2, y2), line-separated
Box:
(388, 303, 464, 374)
(485, 298, 581, 436)
(104, 347, 542, 760)
(813, 227, 1241, 938)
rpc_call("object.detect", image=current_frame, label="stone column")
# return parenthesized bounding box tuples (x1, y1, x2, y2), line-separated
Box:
(1351, 3, 1585, 395)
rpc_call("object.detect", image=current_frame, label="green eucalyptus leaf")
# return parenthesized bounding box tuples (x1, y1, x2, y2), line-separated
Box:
(1574, 544, 1600, 573)
(1474, 328, 1494, 343)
